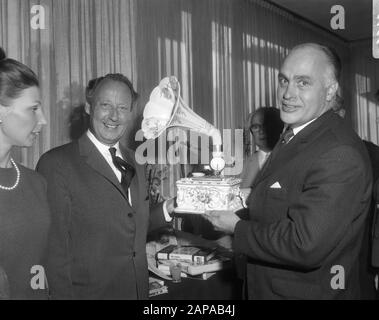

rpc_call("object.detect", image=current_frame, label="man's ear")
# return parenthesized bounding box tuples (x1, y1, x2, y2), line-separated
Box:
(326, 82, 339, 102)
(84, 102, 91, 115)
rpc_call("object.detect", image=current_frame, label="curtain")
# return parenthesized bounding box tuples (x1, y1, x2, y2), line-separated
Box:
(1, 0, 356, 172)
(136, 0, 350, 147)
(350, 40, 379, 144)
(0, 0, 136, 168)
(135, 0, 350, 198)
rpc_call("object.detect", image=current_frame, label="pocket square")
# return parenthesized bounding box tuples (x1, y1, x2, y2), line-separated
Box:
(270, 182, 281, 189)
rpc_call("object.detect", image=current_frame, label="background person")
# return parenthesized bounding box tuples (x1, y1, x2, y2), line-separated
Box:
(240, 107, 284, 188)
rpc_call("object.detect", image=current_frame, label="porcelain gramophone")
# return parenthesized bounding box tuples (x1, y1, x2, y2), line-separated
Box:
(142, 76, 244, 214)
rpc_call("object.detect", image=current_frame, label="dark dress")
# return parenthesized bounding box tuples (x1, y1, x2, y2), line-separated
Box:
(0, 164, 50, 299)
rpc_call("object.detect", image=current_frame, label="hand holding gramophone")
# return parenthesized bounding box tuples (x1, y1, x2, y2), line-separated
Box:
(141, 76, 225, 174)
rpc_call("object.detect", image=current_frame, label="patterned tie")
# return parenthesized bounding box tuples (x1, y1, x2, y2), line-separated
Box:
(109, 147, 135, 198)
(251, 126, 294, 187)
(268, 126, 294, 162)
(281, 126, 294, 144)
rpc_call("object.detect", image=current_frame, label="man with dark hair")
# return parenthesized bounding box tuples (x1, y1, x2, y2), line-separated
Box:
(37, 74, 175, 299)
(205, 43, 372, 299)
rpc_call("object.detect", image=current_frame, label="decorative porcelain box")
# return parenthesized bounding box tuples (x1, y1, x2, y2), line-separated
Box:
(175, 177, 244, 214)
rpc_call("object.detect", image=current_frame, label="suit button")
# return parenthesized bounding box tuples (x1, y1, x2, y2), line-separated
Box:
(128, 212, 134, 218)
(133, 252, 136, 257)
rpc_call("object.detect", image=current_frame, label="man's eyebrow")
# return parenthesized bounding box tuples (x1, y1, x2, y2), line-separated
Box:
(278, 73, 313, 82)
(294, 75, 312, 82)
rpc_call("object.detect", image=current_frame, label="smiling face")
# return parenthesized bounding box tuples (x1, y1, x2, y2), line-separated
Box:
(85, 79, 133, 146)
(0, 86, 46, 148)
(277, 46, 338, 128)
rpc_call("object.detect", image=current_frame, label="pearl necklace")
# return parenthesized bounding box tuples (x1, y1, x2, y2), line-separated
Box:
(0, 158, 20, 191)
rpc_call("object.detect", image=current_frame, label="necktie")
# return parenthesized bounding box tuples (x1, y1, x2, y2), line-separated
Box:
(268, 126, 294, 162)
(109, 147, 135, 199)
(251, 126, 294, 187)
(281, 126, 294, 144)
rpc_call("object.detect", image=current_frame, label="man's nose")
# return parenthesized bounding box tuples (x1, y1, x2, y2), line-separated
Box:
(283, 82, 297, 100)
(108, 107, 119, 121)
(38, 109, 47, 126)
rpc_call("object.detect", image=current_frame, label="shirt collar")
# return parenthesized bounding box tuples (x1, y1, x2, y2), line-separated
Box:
(291, 117, 318, 136)
(257, 148, 270, 157)
(86, 130, 121, 156)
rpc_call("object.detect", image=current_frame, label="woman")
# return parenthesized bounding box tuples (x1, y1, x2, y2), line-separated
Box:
(0, 47, 50, 299)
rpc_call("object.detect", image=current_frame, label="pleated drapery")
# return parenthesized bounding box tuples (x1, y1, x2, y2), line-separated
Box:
(2, 0, 373, 171)
(0, 0, 136, 168)
(135, 0, 350, 178)
(350, 41, 379, 144)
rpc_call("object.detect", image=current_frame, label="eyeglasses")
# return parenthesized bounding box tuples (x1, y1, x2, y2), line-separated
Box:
(250, 124, 264, 132)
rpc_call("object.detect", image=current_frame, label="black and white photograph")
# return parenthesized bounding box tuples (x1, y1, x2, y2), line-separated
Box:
(0, 0, 379, 306)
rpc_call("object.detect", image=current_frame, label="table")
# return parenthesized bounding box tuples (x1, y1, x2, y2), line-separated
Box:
(149, 268, 242, 300)
(149, 213, 243, 300)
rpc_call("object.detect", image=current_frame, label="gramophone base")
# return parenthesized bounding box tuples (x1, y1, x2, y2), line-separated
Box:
(175, 177, 245, 214)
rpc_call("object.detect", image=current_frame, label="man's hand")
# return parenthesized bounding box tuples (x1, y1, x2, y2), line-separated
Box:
(203, 210, 240, 234)
(215, 235, 234, 251)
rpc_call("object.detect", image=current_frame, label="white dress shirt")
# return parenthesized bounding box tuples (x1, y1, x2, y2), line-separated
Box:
(86, 130, 172, 221)
(257, 149, 271, 169)
(287, 117, 318, 143)
(87, 131, 124, 181)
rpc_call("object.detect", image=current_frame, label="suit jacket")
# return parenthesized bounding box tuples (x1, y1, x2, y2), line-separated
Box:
(37, 134, 167, 299)
(233, 110, 372, 299)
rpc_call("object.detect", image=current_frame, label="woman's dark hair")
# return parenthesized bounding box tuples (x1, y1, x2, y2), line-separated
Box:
(0, 47, 39, 106)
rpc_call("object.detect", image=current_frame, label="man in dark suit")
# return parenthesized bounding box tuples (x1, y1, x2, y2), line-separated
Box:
(205, 43, 372, 299)
(37, 74, 175, 299)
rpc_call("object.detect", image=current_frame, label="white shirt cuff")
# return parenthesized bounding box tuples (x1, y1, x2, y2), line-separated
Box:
(163, 200, 173, 222)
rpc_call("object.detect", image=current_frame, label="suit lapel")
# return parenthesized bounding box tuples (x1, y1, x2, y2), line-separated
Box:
(78, 135, 127, 200)
(253, 110, 335, 188)
(120, 146, 146, 210)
